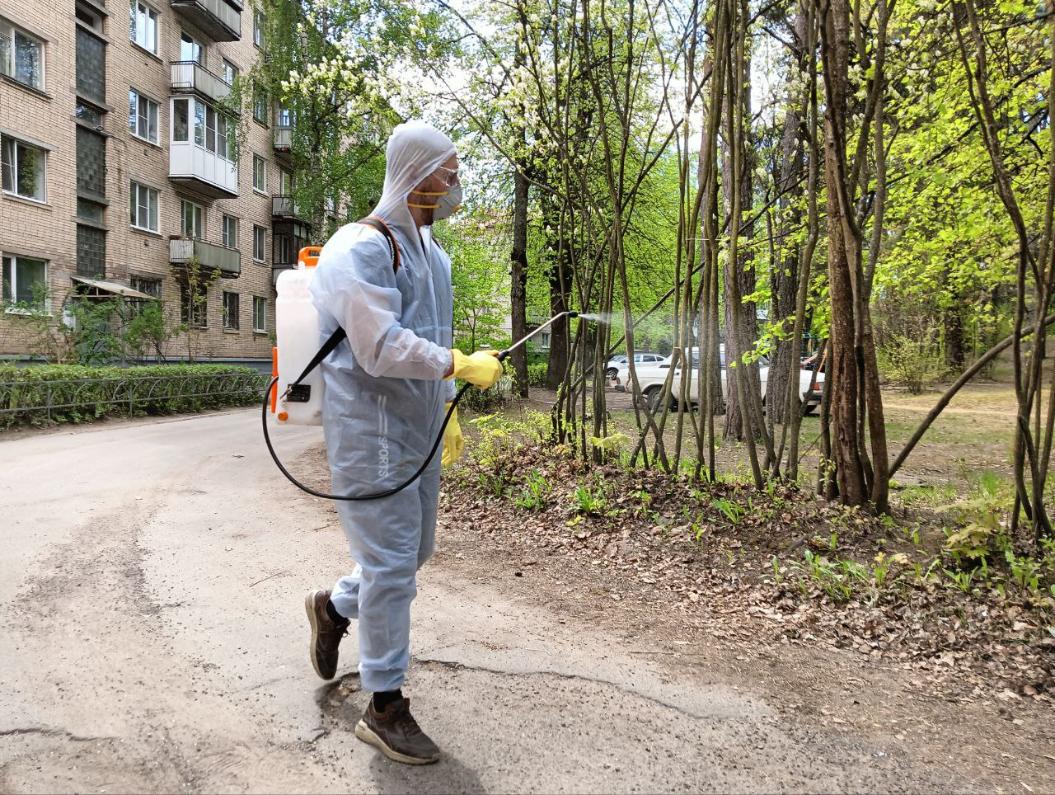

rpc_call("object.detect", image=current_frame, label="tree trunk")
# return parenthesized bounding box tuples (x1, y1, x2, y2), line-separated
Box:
(767, 10, 808, 426)
(945, 302, 965, 371)
(722, 43, 761, 442)
(510, 166, 530, 396)
(817, 0, 889, 510)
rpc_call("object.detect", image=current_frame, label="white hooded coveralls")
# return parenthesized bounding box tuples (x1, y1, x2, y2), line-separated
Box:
(310, 121, 456, 693)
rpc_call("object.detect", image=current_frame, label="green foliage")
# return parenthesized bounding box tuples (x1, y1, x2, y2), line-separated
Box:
(0, 364, 265, 428)
(444, 211, 510, 352)
(710, 496, 745, 526)
(877, 327, 946, 394)
(800, 550, 868, 602)
(573, 482, 608, 515)
(514, 469, 552, 510)
(526, 362, 549, 387)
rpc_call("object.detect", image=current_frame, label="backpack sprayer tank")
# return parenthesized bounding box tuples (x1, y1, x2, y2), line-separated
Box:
(271, 246, 325, 426)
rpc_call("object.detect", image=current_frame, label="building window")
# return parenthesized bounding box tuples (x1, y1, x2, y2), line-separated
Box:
(130, 1, 158, 54)
(223, 291, 239, 330)
(76, 127, 105, 199)
(129, 89, 159, 144)
(278, 168, 292, 195)
(131, 275, 161, 298)
(253, 296, 266, 332)
(180, 279, 208, 328)
(222, 214, 238, 248)
(180, 198, 203, 239)
(275, 103, 292, 127)
(76, 2, 104, 32)
(252, 225, 265, 262)
(253, 10, 265, 47)
(130, 180, 158, 232)
(221, 58, 237, 85)
(76, 224, 106, 277)
(77, 198, 105, 223)
(252, 154, 266, 193)
(179, 31, 203, 64)
(253, 87, 267, 124)
(75, 26, 106, 103)
(0, 17, 44, 91)
(2, 254, 47, 312)
(1, 134, 46, 202)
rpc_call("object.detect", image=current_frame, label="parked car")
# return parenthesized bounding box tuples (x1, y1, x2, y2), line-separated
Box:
(605, 352, 667, 380)
(616, 346, 823, 415)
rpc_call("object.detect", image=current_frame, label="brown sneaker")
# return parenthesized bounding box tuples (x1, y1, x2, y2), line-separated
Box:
(354, 697, 441, 765)
(304, 589, 348, 680)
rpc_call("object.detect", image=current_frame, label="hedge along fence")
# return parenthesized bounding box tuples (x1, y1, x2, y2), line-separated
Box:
(0, 365, 271, 428)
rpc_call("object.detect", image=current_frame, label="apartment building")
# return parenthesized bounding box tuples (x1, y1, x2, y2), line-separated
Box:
(0, 0, 313, 365)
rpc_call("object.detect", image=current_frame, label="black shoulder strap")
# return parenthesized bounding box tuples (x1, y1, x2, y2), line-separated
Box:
(290, 217, 400, 387)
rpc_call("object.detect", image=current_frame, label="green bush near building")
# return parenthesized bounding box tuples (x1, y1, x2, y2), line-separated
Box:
(0, 364, 267, 429)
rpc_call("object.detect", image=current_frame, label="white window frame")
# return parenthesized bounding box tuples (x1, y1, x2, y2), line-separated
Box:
(130, 274, 161, 299)
(2, 253, 49, 314)
(252, 225, 265, 262)
(253, 10, 265, 47)
(180, 198, 204, 240)
(128, 88, 159, 144)
(221, 58, 237, 85)
(180, 279, 208, 329)
(252, 87, 267, 124)
(130, 1, 158, 55)
(223, 290, 239, 330)
(252, 154, 267, 194)
(252, 295, 266, 332)
(222, 213, 238, 249)
(1, 134, 47, 203)
(179, 30, 203, 64)
(130, 180, 159, 233)
(0, 16, 45, 91)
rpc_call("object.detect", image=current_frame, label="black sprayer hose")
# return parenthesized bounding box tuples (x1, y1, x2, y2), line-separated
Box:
(261, 354, 505, 501)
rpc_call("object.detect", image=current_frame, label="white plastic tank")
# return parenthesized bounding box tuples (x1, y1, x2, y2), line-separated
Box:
(273, 246, 325, 425)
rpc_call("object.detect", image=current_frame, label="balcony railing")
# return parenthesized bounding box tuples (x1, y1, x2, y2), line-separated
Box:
(170, 61, 232, 104)
(272, 195, 303, 219)
(273, 125, 292, 152)
(169, 238, 241, 278)
(169, 141, 238, 198)
(170, 0, 241, 41)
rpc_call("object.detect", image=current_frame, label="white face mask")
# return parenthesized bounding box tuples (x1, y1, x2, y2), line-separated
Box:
(407, 165, 462, 221)
(432, 182, 462, 221)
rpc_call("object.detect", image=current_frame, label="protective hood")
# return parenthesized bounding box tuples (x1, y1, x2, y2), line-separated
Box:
(371, 120, 457, 258)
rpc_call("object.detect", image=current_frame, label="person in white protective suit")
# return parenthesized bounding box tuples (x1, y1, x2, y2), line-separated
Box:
(303, 121, 502, 765)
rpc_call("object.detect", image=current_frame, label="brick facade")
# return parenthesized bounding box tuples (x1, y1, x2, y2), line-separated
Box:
(0, 0, 304, 364)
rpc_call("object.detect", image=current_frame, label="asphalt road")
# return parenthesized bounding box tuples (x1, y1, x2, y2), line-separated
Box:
(0, 409, 958, 793)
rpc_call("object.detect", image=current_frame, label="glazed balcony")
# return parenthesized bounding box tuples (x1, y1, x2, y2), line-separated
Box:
(170, 0, 241, 41)
(169, 142, 238, 199)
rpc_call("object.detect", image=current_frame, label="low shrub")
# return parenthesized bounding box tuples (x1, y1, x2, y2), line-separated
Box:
(0, 364, 267, 428)
(877, 329, 946, 394)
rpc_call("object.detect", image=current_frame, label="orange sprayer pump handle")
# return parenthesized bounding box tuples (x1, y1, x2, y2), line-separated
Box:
(298, 246, 322, 268)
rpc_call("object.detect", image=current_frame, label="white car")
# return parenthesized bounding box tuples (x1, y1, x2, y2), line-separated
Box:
(605, 352, 667, 379)
(614, 346, 823, 415)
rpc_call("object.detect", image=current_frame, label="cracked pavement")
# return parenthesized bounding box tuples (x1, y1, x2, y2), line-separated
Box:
(1, 409, 963, 792)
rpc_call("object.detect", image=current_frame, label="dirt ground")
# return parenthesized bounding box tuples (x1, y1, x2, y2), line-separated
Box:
(524, 380, 1020, 496)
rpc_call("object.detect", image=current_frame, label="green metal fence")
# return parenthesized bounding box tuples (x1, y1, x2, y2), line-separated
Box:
(0, 371, 270, 425)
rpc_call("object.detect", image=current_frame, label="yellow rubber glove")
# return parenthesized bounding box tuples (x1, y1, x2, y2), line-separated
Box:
(441, 404, 464, 467)
(448, 349, 503, 389)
